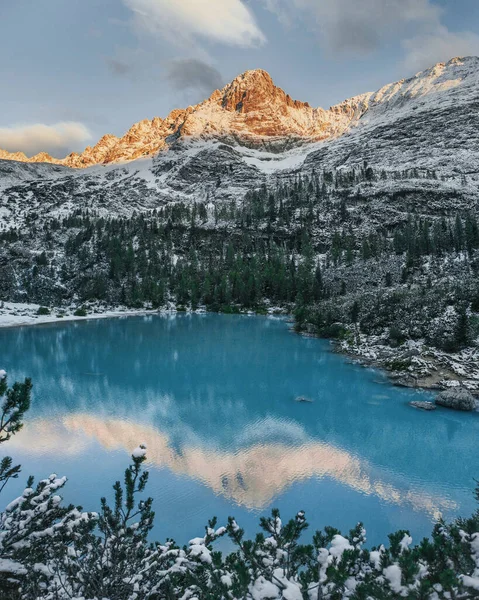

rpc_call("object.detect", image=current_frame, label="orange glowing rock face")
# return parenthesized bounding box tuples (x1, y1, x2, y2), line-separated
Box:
(1, 57, 475, 169)
(0, 69, 370, 168)
(218, 70, 309, 114)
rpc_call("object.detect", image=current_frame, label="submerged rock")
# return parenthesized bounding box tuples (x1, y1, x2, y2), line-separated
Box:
(435, 388, 477, 411)
(391, 374, 417, 388)
(409, 401, 436, 411)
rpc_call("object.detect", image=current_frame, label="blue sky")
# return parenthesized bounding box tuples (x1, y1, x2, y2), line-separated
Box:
(1, 0, 478, 157)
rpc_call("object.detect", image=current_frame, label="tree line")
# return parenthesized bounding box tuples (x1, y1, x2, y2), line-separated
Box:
(1, 166, 478, 353)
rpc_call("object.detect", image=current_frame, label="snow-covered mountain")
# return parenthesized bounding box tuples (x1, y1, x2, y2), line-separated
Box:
(1, 56, 478, 170)
(0, 56, 478, 230)
(0, 68, 368, 167)
(1, 56, 479, 383)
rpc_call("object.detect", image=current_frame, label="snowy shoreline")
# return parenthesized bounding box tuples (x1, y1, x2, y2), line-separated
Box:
(2, 302, 478, 400)
(0, 302, 174, 329)
(334, 335, 479, 394)
(0, 301, 284, 330)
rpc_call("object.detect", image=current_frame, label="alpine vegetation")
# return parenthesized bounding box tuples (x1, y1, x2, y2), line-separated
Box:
(2, 0, 479, 594)
(1, 373, 479, 599)
(1, 58, 479, 390)
(2, 164, 478, 390)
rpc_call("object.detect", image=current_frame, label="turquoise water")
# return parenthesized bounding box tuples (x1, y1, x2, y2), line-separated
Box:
(1, 314, 479, 548)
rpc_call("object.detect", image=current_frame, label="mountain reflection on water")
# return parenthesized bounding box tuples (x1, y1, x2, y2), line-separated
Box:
(1, 314, 479, 545)
(9, 414, 457, 517)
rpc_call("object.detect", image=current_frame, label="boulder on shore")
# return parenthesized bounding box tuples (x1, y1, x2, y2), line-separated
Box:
(435, 388, 477, 411)
(409, 401, 436, 411)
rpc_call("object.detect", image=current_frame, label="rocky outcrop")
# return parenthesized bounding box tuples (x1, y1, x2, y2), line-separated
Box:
(435, 388, 477, 411)
(170, 69, 370, 148)
(0, 149, 30, 162)
(219, 70, 310, 113)
(409, 401, 436, 411)
(1, 56, 477, 169)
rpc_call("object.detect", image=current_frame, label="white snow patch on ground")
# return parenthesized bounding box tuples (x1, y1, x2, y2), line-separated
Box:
(235, 143, 319, 173)
(0, 302, 166, 329)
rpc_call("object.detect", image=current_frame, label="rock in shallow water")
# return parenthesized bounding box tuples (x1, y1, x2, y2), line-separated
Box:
(391, 374, 417, 388)
(435, 388, 477, 411)
(409, 401, 436, 411)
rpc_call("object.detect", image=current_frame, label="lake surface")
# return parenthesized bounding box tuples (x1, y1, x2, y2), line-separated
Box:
(1, 313, 479, 548)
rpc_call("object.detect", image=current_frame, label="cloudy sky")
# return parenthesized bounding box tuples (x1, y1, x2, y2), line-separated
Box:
(1, 0, 478, 157)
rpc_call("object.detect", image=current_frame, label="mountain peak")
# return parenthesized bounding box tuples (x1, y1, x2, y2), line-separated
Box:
(234, 68, 273, 83)
(0, 56, 477, 169)
(30, 151, 55, 163)
(217, 68, 310, 113)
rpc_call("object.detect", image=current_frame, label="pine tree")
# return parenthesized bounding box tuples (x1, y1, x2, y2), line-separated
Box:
(454, 307, 470, 350)
(350, 300, 360, 324)
(1, 375, 479, 598)
(454, 214, 465, 253)
(0, 372, 31, 494)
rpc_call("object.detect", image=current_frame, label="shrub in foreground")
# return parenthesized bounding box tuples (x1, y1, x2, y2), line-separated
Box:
(0, 373, 478, 599)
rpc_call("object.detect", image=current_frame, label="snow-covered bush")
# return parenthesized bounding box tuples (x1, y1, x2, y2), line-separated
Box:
(0, 373, 479, 599)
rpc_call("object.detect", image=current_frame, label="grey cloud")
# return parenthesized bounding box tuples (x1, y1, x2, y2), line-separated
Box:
(106, 58, 133, 76)
(402, 27, 479, 72)
(326, 13, 381, 54)
(264, 0, 479, 69)
(165, 59, 224, 95)
(265, 0, 441, 54)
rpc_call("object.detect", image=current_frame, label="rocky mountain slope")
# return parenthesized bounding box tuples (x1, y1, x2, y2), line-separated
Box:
(0, 56, 477, 229)
(1, 56, 478, 173)
(0, 55, 476, 237)
(0, 68, 371, 167)
(1, 57, 479, 392)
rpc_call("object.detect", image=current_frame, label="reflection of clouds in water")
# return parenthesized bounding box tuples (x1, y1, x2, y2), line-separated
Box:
(236, 416, 308, 446)
(29, 371, 250, 444)
(9, 415, 456, 518)
(5, 313, 477, 543)
(31, 379, 250, 453)
(59, 375, 75, 396)
(9, 419, 90, 456)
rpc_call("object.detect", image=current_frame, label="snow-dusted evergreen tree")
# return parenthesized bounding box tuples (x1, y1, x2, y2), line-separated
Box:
(1, 372, 479, 599)
(0, 370, 31, 493)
